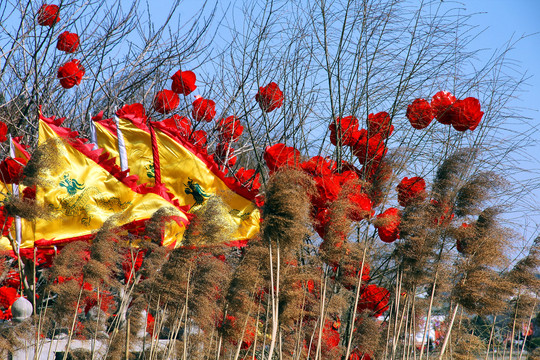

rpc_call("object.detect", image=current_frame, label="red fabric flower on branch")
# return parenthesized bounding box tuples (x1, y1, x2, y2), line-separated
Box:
(255, 82, 283, 112)
(347, 191, 373, 222)
(216, 116, 243, 142)
(57, 31, 80, 53)
(153, 89, 179, 114)
(171, 70, 197, 95)
(57, 59, 85, 89)
(37, 4, 60, 26)
(329, 116, 360, 146)
(301, 156, 336, 176)
(431, 91, 457, 125)
(367, 111, 393, 138)
(235, 167, 261, 192)
(0, 286, 19, 309)
(357, 284, 390, 317)
(451, 97, 483, 131)
(0, 206, 14, 237)
(263, 143, 300, 173)
(312, 175, 342, 208)
(0, 157, 26, 184)
(192, 98, 216, 122)
(406, 98, 434, 129)
(375, 207, 401, 243)
(352, 131, 387, 165)
(396, 176, 426, 207)
(0, 122, 7, 142)
(190, 130, 208, 149)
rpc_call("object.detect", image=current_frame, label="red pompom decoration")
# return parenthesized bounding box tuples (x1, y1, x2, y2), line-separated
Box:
(57, 31, 80, 53)
(192, 98, 216, 122)
(171, 70, 197, 95)
(255, 82, 284, 112)
(153, 90, 179, 114)
(57, 59, 85, 89)
(375, 207, 401, 243)
(37, 4, 60, 26)
(396, 176, 426, 207)
(406, 98, 434, 129)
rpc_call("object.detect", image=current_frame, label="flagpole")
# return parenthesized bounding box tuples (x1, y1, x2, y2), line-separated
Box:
(149, 122, 162, 186)
(114, 115, 129, 172)
(9, 134, 22, 254)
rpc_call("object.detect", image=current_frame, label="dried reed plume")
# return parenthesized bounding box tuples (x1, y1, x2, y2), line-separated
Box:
(182, 196, 235, 246)
(262, 168, 315, 250)
(455, 171, 503, 217)
(432, 149, 475, 201)
(20, 138, 61, 187)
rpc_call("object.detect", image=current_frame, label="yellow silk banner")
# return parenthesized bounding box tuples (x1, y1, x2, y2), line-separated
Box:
(94, 115, 260, 245)
(153, 127, 260, 243)
(27, 118, 189, 248)
(94, 118, 155, 186)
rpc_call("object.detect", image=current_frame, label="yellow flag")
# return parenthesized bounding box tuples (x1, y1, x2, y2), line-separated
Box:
(31, 114, 190, 249)
(94, 111, 260, 245)
(151, 122, 260, 244)
(94, 116, 155, 186)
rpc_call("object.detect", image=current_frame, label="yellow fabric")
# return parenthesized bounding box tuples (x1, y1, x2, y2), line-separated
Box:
(29, 120, 189, 245)
(94, 119, 155, 186)
(154, 129, 260, 243)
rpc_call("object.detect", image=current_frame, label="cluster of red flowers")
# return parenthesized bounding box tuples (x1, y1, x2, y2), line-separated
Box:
(329, 112, 390, 169)
(406, 91, 483, 131)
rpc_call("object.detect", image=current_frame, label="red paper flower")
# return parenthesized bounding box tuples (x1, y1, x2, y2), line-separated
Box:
(215, 142, 237, 167)
(263, 143, 300, 172)
(396, 176, 426, 207)
(37, 4, 60, 26)
(347, 191, 372, 222)
(352, 131, 387, 165)
(192, 98, 216, 122)
(0, 206, 13, 237)
(153, 89, 179, 114)
(0, 121, 7, 142)
(357, 284, 390, 317)
(301, 156, 336, 176)
(57, 31, 80, 53)
(314, 207, 331, 238)
(0, 286, 19, 309)
(236, 167, 261, 192)
(375, 207, 401, 243)
(329, 116, 360, 146)
(190, 130, 208, 149)
(22, 186, 36, 201)
(217, 116, 243, 142)
(431, 91, 457, 125)
(367, 111, 393, 138)
(171, 70, 197, 95)
(0, 157, 26, 184)
(350, 350, 372, 360)
(451, 97, 483, 131)
(312, 175, 342, 208)
(57, 59, 85, 89)
(255, 82, 283, 112)
(406, 98, 434, 129)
